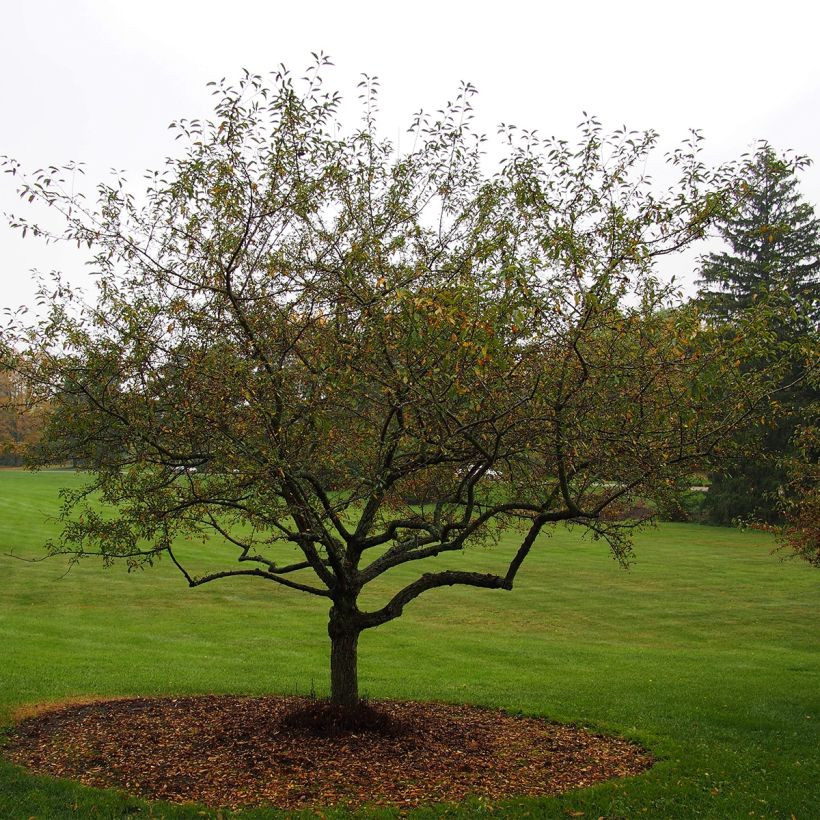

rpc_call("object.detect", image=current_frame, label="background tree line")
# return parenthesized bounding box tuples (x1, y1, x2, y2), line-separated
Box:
(694, 144, 818, 560)
(0, 369, 45, 466)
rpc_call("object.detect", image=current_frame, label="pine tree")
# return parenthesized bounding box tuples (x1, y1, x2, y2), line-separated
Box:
(697, 144, 820, 525)
(698, 144, 820, 327)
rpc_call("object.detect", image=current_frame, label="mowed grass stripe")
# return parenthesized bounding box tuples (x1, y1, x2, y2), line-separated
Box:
(1, 470, 818, 818)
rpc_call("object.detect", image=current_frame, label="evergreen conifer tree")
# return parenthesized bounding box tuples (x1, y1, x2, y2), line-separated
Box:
(698, 144, 819, 326)
(697, 144, 819, 524)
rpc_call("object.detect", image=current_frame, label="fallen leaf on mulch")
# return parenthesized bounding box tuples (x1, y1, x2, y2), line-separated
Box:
(3, 696, 653, 811)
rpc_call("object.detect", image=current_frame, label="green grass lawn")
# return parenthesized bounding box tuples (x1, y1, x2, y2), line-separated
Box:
(1, 470, 818, 818)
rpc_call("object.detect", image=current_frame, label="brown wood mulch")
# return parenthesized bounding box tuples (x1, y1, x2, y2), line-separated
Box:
(3, 695, 654, 812)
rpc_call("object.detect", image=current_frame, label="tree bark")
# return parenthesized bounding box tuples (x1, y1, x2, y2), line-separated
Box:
(328, 606, 360, 707)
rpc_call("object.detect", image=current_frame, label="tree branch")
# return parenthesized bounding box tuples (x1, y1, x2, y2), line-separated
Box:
(360, 570, 511, 629)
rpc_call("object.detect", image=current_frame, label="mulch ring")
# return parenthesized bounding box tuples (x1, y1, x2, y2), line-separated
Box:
(3, 695, 654, 812)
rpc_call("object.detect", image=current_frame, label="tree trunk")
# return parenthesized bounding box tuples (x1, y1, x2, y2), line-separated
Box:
(328, 607, 360, 707)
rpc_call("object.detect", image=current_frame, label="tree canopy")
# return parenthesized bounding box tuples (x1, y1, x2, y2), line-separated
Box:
(1, 60, 791, 705)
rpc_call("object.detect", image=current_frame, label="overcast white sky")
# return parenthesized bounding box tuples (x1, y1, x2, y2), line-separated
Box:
(2, 0, 819, 311)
